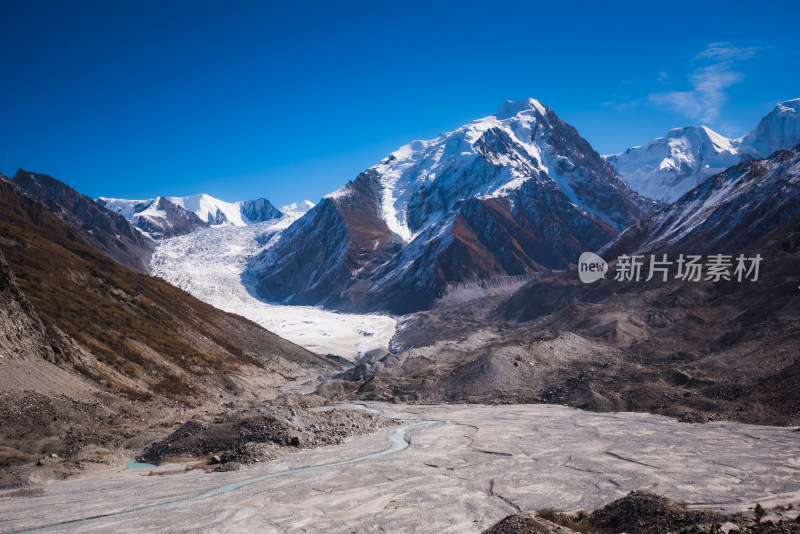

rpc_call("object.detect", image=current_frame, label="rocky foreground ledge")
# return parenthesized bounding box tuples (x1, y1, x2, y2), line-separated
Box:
(485, 491, 800, 534)
(137, 394, 390, 470)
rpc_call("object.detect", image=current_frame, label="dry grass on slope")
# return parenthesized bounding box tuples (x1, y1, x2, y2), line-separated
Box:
(0, 178, 333, 402)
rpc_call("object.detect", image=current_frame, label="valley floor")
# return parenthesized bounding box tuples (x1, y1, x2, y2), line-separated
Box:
(2, 403, 798, 533)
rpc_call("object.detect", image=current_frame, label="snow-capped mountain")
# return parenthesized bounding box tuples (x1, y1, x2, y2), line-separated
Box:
(601, 143, 800, 258)
(606, 98, 800, 203)
(740, 99, 800, 158)
(98, 193, 288, 239)
(250, 98, 656, 313)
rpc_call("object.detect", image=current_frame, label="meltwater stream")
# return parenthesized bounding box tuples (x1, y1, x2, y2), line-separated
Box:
(16, 419, 439, 534)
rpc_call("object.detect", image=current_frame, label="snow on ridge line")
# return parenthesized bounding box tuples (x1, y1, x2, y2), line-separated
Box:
(166, 194, 246, 226)
(100, 193, 315, 227)
(357, 98, 563, 241)
(323, 186, 352, 201)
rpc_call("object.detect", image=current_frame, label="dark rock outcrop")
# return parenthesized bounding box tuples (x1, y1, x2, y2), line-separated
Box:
(7, 170, 153, 272)
(132, 197, 208, 239)
(240, 198, 283, 223)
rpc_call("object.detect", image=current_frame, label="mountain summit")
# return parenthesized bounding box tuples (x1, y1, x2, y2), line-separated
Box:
(250, 99, 656, 313)
(740, 98, 800, 157)
(493, 98, 548, 119)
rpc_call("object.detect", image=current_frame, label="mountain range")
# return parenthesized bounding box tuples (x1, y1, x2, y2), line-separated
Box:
(79, 97, 800, 317)
(5, 97, 799, 370)
(605, 98, 800, 203)
(325, 141, 800, 426)
(13, 97, 799, 321)
(2, 95, 800, 500)
(602, 143, 800, 258)
(96, 194, 294, 239)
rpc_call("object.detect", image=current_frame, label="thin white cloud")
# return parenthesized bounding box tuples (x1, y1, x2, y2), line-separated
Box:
(716, 122, 743, 137)
(695, 42, 758, 61)
(649, 91, 702, 117)
(603, 98, 642, 112)
(649, 42, 758, 124)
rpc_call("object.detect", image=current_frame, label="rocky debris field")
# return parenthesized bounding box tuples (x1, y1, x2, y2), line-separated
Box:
(323, 252, 800, 427)
(0, 391, 391, 488)
(138, 395, 391, 469)
(485, 492, 800, 534)
(0, 389, 141, 489)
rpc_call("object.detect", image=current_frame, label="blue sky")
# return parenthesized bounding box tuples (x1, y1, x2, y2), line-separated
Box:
(1, 0, 797, 207)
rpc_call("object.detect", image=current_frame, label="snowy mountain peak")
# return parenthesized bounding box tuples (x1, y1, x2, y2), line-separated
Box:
(739, 98, 800, 158)
(662, 125, 728, 146)
(164, 194, 243, 225)
(608, 97, 800, 203)
(280, 200, 315, 218)
(775, 98, 800, 112)
(364, 97, 647, 244)
(493, 98, 548, 119)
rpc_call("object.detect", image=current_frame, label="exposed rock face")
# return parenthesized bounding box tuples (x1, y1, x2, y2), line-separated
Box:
(251, 99, 655, 313)
(134, 197, 208, 238)
(7, 170, 154, 272)
(362, 179, 621, 313)
(251, 169, 404, 309)
(0, 246, 55, 362)
(239, 198, 283, 223)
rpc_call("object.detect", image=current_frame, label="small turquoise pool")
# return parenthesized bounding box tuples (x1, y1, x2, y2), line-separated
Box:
(125, 460, 156, 469)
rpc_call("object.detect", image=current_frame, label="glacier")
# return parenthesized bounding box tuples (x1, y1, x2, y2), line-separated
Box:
(149, 216, 396, 361)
